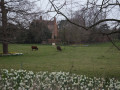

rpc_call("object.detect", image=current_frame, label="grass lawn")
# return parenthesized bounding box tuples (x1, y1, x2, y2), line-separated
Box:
(0, 43, 120, 79)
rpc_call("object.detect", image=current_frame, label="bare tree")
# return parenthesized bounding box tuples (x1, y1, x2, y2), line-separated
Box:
(49, 0, 120, 49)
(49, 0, 120, 31)
(0, 0, 41, 54)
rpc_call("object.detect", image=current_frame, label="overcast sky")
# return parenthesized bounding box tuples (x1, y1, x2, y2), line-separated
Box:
(34, 0, 120, 21)
(35, 0, 88, 20)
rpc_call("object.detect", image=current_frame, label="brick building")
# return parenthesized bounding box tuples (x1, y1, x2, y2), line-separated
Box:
(39, 16, 60, 43)
(39, 16, 58, 39)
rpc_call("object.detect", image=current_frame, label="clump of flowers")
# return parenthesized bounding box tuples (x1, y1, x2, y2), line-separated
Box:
(0, 69, 120, 90)
(0, 52, 23, 56)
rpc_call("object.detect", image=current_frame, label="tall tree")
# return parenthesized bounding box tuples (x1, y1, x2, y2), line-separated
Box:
(1, 0, 8, 54)
(26, 21, 52, 43)
(49, 0, 120, 49)
(0, 0, 40, 54)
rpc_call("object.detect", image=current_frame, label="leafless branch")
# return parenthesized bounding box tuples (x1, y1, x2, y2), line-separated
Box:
(89, 19, 120, 28)
(107, 35, 120, 50)
(49, 0, 88, 30)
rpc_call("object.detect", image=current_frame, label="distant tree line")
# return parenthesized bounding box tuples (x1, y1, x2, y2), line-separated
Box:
(0, 19, 120, 44)
(0, 21, 52, 44)
(0, 5, 120, 44)
(48, 0, 120, 49)
(58, 20, 120, 44)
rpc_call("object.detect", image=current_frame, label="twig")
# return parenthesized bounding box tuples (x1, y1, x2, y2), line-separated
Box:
(106, 35, 120, 50)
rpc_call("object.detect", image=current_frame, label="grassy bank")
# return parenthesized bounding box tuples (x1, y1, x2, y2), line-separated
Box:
(0, 43, 120, 78)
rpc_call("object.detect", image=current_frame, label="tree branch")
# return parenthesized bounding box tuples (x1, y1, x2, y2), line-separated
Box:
(89, 19, 120, 28)
(49, 0, 88, 30)
(106, 35, 120, 50)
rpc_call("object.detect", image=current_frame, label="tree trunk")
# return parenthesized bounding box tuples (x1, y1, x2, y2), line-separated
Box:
(3, 42, 8, 54)
(1, 0, 8, 54)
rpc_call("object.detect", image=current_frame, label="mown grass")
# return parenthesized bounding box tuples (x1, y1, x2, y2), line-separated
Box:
(0, 43, 120, 79)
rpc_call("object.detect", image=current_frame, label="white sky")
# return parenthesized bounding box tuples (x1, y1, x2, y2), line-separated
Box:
(34, 0, 120, 21)
(35, 0, 87, 20)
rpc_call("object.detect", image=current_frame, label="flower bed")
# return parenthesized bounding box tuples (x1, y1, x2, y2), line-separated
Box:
(0, 52, 23, 56)
(0, 69, 120, 90)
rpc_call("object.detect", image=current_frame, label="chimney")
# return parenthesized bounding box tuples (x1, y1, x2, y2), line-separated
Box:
(54, 17, 56, 23)
(53, 17, 58, 39)
(40, 16, 42, 21)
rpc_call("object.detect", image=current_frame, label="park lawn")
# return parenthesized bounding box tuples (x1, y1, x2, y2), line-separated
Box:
(0, 43, 120, 79)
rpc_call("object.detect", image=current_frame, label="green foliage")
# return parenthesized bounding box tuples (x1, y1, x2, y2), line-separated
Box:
(25, 21, 52, 43)
(0, 21, 52, 44)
